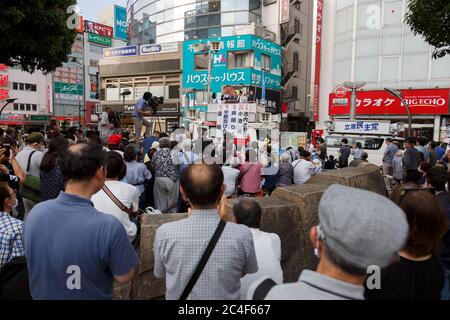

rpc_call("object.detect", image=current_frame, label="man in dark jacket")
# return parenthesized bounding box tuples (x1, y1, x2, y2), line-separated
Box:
(402, 137, 421, 171)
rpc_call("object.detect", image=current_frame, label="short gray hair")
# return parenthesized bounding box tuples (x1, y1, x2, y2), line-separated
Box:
(159, 137, 171, 149)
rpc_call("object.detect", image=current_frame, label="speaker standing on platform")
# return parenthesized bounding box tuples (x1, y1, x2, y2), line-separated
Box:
(132, 92, 153, 140)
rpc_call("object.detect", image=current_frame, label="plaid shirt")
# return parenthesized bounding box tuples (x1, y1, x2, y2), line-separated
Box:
(154, 209, 258, 300)
(0, 212, 24, 269)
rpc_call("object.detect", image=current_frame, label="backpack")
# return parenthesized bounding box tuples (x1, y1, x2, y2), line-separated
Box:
(19, 151, 41, 203)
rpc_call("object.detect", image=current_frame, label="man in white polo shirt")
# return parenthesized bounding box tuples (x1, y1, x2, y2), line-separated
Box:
(292, 150, 319, 185)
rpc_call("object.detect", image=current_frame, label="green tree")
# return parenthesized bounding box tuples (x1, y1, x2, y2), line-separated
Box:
(405, 0, 450, 59)
(0, 0, 78, 73)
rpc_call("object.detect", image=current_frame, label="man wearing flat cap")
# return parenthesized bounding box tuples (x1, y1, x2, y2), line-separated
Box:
(250, 184, 409, 300)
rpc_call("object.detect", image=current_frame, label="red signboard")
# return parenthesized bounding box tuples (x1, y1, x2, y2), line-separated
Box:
(0, 64, 7, 71)
(0, 74, 8, 86)
(84, 21, 113, 38)
(0, 89, 9, 100)
(313, 0, 323, 122)
(329, 88, 450, 115)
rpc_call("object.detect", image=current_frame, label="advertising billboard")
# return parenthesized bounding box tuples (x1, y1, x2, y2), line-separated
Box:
(313, 0, 323, 122)
(140, 43, 178, 55)
(114, 5, 127, 41)
(103, 45, 138, 58)
(84, 20, 113, 38)
(182, 35, 282, 93)
(88, 33, 112, 46)
(329, 88, 450, 115)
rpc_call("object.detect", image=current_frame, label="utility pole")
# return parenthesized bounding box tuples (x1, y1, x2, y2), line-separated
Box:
(344, 82, 366, 120)
(384, 88, 413, 137)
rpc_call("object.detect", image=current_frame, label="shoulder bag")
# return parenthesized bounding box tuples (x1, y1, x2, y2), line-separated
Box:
(102, 184, 139, 218)
(19, 151, 41, 203)
(179, 219, 226, 300)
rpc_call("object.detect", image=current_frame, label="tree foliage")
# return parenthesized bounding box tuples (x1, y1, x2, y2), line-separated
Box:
(405, 0, 450, 59)
(0, 0, 78, 73)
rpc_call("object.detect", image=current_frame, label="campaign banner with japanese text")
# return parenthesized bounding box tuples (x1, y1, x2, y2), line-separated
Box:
(329, 89, 450, 115)
(216, 104, 250, 138)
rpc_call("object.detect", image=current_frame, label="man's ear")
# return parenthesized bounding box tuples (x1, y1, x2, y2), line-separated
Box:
(180, 186, 188, 201)
(310, 226, 318, 248)
(96, 166, 106, 182)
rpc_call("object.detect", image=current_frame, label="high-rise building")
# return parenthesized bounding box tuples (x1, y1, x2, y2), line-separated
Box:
(317, 0, 450, 141)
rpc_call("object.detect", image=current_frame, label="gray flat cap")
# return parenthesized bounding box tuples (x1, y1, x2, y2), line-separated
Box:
(319, 184, 408, 269)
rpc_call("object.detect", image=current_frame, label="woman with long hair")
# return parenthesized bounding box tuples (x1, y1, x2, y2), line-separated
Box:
(39, 136, 69, 201)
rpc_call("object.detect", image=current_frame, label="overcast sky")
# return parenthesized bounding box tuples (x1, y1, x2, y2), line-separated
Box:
(77, 0, 126, 22)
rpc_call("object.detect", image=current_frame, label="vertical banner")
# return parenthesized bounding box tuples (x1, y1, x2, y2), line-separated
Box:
(279, 0, 290, 24)
(216, 104, 250, 139)
(114, 5, 128, 41)
(313, 0, 323, 122)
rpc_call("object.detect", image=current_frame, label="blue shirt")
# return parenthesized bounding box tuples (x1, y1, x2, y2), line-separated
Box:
(415, 145, 430, 161)
(436, 147, 445, 161)
(383, 143, 399, 164)
(142, 136, 159, 155)
(23, 192, 139, 300)
(132, 98, 148, 119)
(125, 161, 152, 194)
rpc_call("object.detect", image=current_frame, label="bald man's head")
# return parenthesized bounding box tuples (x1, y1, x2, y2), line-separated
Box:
(59, 143, 106, 182)
(180, 164, 224, 208)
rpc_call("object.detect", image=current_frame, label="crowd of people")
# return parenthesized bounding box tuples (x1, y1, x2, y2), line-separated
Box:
(0, 120, 449, 301)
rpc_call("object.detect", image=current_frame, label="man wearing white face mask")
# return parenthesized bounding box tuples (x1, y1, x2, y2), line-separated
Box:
(0, 184, 24, 269)
(15, 132, 46, 217)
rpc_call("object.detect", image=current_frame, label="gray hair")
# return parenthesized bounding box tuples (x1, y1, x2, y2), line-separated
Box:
(280, 152, 290, 162)
(159, 137, 171, 149)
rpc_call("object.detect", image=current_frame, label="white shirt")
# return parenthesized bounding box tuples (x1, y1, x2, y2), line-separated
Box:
(16, 146, 45, 177)
(292, 159, 316, 185)
(91, 180, 139, 242)
(98, 112, 111, 139)
(240, 228, 283, 300)
(222, 166, 240, 197)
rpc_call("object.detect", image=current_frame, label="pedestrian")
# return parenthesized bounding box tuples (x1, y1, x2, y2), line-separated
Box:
(324, 155, 337, 170)
(92, 152, 139, 243)
(15, 132, 46, 217)
(151, 137, 179, 213)
(285, 147, 298, 163)
(237, 149, 263, 197)
(351, 142, 363, 160)
(124, 144, 152, 211)
(39, 136, 68, 201)
(392, 150, 404, 186)
(427, 166, 450, 300)
(24, 143, 139, 299)
(415, 136, 430, 162)
(132, 92, 154, 139)
(276, 153, 294, 187)
(382, 138, 399, 191)
(221, 157, 240, 198)
(317, 138, 327, 169)
(153, 164, 258, 300)
(338, 138, 351, 168)
(429, 141, 438, 168)
(250, 184, 408, 300)
(98, 107, 113, 143)
(417, 161, 431, 187)
(232, 198, 283, 300)
(292, 150, 318, 185)
(142, 131, 160, 156)
(366, 184, 447, 300)
(435, 142, 446, 161)
(0, 184, 23, 269)
(403, 137, 422, 171)
(108, 134, 124, 157)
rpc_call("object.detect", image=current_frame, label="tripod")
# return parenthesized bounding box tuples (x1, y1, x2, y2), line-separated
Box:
(151, 108, 163, 134)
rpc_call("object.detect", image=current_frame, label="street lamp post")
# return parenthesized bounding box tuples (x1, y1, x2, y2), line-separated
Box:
(120, 89, 131, 130)
(384, 88, 412, 137)
(0, 98, 17, 117)
(343, 82, 366, 120)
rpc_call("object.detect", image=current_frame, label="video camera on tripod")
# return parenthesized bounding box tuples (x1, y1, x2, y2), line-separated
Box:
(148, 95, 164, 115)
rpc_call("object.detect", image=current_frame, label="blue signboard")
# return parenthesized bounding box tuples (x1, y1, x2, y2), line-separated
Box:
(182, 35, 282, 93)
(103, 45, 137, 58)
(114, 5, 128, 41)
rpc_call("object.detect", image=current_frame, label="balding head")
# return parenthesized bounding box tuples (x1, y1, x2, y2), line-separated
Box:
(180, 164, 224, 209)
(233, 198, 262, 228)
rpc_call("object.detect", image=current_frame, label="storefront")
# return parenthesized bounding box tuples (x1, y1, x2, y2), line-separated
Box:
(329, 88, 450, 142)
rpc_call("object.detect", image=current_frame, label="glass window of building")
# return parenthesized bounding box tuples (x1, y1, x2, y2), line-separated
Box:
(228, 51, 253, 68)
(292, 86, 298, 100)
(168, 85, 179, 99)
(194, 54, 209, 70)
(13, 104, 18, 111)
(20, 104, 25, 111)
(19, 83, 24, 91)
(261, 54, 271, 71)
(293, 52, 299, 72)
(13, 82, 18, 90)
(26, 104, 31, 111)
(32, 105, 37, 112)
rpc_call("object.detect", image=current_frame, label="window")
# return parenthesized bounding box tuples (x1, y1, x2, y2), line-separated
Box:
(19, 104, 25, 111)
(294, 18, 300, 34)
(32, 105, 37, 111)
(19, 83, 24, 91)
(194, 90, 207, 104)
(293, 52, 299, 72)
(169, 85, 179, 99)
(292, 86, 298, 100)
(325, 136, 385, 150)
(13, 83, 18, 90)
(261, 54, 271, 71)
(13, 103, 18, 110)
(26, 104, 31, 111)
(228, 51, 253, 68)
(194, 54, 209, 70)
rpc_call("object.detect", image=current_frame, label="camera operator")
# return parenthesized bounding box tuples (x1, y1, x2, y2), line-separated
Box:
(132, 92, 155, 140)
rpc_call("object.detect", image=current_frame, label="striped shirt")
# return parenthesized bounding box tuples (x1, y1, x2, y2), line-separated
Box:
(0, 212, 24, 269)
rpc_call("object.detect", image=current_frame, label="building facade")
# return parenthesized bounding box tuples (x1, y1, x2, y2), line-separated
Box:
(317, 0, 450, 141)
(99, 43, 183, 132)
(126, 0, 314, 130)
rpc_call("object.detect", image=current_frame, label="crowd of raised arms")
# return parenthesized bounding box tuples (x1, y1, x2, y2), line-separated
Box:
(0, 121, 449, 300)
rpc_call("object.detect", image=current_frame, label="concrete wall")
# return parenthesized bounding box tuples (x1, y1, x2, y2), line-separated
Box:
(114, 164, 386, 299)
